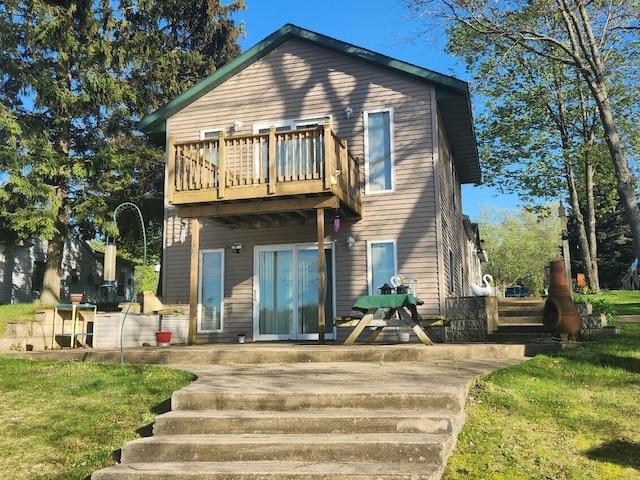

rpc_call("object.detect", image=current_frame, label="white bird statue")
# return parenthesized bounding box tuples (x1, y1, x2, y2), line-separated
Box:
(470, 274, 495, 297)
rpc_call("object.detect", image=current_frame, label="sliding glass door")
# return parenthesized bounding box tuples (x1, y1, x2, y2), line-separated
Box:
(254, 243, 334, 341)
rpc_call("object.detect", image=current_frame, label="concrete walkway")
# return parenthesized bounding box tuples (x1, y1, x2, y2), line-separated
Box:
(8, 343, 559, 479)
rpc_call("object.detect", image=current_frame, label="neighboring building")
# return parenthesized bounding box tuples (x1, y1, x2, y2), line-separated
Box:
(463, 216, 488, 296)
(140, 24, 484, 343)
(0, 234, 133, 305)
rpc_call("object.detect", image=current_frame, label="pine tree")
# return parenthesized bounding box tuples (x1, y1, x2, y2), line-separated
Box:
(0, 0, 244, 304)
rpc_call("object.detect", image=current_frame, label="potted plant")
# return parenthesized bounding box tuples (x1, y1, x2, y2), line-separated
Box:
(155, 331, 172, 346)
(70, 293, 84, 304)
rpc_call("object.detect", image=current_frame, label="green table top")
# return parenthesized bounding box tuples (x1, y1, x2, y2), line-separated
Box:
(352, 294, 420, 312)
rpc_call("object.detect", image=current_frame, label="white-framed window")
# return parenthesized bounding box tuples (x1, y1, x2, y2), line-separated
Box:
(364, 108, 394, 193)
(367, 240, 397, 295)
(200, 128, 224, 167)
(199, 249, 224, 332)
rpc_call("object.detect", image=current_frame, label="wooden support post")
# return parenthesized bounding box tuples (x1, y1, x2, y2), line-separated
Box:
(317, 208, 326, 344)
(188, 217, 200, 345)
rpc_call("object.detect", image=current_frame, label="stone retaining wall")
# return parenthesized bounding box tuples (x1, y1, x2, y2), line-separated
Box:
(445, 296, 498, 342)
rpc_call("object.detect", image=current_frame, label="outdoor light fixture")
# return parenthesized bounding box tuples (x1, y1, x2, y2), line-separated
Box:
(232, 120, 243, 132)
(231, 243, 243, 254)
(346, 235, 356, 250)
(344, 105, 353, 119)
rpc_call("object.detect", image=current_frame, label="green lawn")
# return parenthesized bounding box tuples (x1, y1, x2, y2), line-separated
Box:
(0, 302, 47, 334)
(444, 323, 640, 479)
(590, 289, 640, 315)
(0, 358, 192, 480)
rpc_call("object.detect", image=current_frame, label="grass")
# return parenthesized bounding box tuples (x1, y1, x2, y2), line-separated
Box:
(0, 302, 45, 334)
(444, 323, 640, 480)
(1, 295, 639, 479)
(590, 289, 640, 315)
(0, 358, 192, 480)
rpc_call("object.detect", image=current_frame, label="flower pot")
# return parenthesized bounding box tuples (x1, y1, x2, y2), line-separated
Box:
(237, 334, 245, 344)
(156, 331, 172, 347)
(70, 293, 83, 304)
(397, 331, 410, 343)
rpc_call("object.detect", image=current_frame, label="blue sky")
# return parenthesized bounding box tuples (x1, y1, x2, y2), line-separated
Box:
(233, 0, 521, 220)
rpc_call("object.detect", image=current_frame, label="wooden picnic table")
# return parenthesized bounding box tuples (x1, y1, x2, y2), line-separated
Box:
(335, 294, 435, 345)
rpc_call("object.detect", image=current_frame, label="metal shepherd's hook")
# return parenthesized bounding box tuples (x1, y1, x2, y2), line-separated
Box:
(112, 202, 147, 367)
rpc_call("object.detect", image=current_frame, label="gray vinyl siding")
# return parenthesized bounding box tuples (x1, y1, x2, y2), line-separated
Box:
(0, 236, 132, 305)
(162, 37, 444, 332)
(438, 119, 467, 298)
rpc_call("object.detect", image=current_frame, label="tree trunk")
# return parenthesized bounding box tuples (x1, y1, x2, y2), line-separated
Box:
(40, 188, 68, 305)
(588, 81, 640, 262)
(565, 163, 598, 292)
(40, 228, 66, 305)
(584, 154, 599, 291)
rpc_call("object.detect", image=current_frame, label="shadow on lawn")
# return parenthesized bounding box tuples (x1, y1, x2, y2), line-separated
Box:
(585, 440, 640, 469)
(573, 352, 640, 375)
(106, 396, 174, 470)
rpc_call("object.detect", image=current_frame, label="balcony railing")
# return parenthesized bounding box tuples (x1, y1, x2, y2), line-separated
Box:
(168, 122, 361, 213)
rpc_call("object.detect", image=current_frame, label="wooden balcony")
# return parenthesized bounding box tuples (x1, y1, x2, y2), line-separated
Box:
(168, 122, 362, 226)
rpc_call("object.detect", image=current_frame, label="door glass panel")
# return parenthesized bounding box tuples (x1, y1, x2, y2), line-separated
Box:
(200, 250, 223, 331)
(297, 248, 333, 335)
(201, 130, 220, 167)
(258, 249, 293, 335)
(255, 244, 334, 340)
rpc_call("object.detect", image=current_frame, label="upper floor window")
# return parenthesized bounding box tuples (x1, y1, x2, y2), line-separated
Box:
(364, 109, 394, 193)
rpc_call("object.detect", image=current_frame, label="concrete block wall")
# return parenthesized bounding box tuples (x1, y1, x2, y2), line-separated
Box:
(445, 296, 498, 342)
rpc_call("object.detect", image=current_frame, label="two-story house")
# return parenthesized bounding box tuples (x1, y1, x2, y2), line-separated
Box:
(139, 24, 482, 344)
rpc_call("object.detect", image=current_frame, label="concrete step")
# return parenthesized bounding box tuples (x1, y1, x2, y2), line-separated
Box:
(494, 324, 551, 334)
(171, 390, 465, 413)
(92, 461, 442, 479)
(119, 433, 453, 464)
(85, 355, 539, 480)
(8, 342, 561, 364)
(496, 315, 543, 325)
(153, 410, 464, 436)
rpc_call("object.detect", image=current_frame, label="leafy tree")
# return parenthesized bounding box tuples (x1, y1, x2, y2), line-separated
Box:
(480, 206, 561, 296)
(0, 0, 244, 304)
(444, 27, 606, 291)
(406, 0, 640, 266)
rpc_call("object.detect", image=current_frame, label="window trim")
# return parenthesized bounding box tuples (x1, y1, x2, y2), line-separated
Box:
(367, 239, 398, 295)
(198, 248, 225, 333)
(363, 108, 395, 194)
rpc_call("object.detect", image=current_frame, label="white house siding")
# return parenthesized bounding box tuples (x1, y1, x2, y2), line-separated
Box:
(162, 38, 445, 338)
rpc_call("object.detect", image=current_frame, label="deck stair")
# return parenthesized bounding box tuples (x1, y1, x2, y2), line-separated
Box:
(490, 298, 552, 343)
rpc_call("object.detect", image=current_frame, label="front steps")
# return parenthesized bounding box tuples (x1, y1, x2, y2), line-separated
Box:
(489, 298, 552, 343)
(90, 358, 525, 480)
